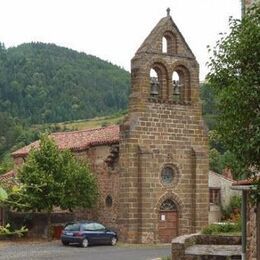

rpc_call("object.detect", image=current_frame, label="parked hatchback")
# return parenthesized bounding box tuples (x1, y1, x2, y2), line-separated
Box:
(61, 221, 118, 248)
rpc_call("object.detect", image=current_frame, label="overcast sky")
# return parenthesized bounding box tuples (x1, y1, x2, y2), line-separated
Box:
(0, 0, 241, 80)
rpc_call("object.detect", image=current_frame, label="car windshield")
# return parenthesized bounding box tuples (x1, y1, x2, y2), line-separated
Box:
(64, 223, 80, 231)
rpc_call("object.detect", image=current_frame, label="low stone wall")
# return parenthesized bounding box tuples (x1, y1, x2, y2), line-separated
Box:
(171, 233, 241, 260)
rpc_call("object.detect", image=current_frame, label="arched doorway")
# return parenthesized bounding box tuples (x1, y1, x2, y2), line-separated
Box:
(158, 199, 178, 243)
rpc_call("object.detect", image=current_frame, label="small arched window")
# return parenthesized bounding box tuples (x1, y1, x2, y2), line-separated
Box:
(105, 195, 113, 208)
(162, 31, 177, 55)
(162, 37, 167, 53)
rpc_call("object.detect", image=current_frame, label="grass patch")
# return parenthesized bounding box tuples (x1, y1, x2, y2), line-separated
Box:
(49, 112, 126, 131)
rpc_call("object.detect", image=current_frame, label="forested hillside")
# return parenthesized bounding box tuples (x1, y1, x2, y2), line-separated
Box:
(0, 42, 130, 123)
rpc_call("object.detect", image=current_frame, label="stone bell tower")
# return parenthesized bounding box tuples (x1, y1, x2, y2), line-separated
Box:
(118, 9, 209, 243)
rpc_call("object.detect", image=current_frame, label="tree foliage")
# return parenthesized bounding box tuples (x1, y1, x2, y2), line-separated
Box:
(200, 82, 218, 130)
(10, 135, 98, 213)
(207, 4, 260, 195)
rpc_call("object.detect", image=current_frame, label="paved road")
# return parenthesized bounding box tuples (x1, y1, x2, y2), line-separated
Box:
(0, 241, 171, 260)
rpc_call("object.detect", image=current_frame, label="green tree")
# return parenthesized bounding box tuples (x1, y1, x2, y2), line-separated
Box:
(8, 134, 98, 239)
(207, 4, 260, 199)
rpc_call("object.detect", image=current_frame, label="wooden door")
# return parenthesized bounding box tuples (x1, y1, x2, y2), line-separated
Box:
(158, 210, 178, 243)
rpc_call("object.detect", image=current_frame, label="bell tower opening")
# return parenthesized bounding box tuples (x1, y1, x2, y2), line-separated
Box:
(172, 71, 181, 103)
(162, 31, 177, 55)
(150, 68, 160, 99)
(149, 63, 168, 101)
(162, 37, 167, 53)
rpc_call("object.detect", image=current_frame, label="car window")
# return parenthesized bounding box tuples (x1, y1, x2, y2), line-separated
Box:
(82, 223, 96, 231)
(64, 223, 80, 231)
(94, 223, 106, 231)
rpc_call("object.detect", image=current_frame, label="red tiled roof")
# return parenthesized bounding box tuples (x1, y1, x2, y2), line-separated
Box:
(12, 125, 120, 158)
(0, 170, 16, 183)
(232, 179, 256, 186)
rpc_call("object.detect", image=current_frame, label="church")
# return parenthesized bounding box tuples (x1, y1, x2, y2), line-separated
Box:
(1, 9, 209, 243)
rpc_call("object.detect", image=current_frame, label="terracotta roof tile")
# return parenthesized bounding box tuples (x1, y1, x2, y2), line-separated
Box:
(12, 125, 120, 158)
(232, 179, 256, 186)
(0, 170, 16, 183)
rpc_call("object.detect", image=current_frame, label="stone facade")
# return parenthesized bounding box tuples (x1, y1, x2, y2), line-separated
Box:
(118, 11, 208, 243)
(74, 145, 120, 228)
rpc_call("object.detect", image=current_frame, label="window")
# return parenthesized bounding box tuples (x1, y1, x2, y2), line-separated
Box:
(64, 223, 80, 231)
(160, 199, 177, 211)
(162, 31, 177, 55)
(82, 223, 95, 231)
(94, 223, 106, 231)
(162, 36, 167, 53)
(105, 195, 113, 208)
(161, 166, 174, 184)
(209, 188, 221, 205)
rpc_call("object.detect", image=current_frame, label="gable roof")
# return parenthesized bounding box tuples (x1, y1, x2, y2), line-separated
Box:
(209, 170, 234, 182)
(135, 14, 196, 59)
(12, 125, 120, 158)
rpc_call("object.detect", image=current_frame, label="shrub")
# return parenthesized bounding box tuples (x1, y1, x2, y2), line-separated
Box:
(222, 195, 242, 220)
(202, 221, 241, 235)
(0, 223, 28, 237)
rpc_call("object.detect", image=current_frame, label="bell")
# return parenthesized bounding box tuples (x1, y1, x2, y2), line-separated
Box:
(173, 80, 181, 95)
(150, 77, 159, 96)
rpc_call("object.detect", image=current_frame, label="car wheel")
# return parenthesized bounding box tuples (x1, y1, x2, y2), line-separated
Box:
(62, 241, 69, 246)
(81, 238, 89, 248)
(111, 237, 117, 246)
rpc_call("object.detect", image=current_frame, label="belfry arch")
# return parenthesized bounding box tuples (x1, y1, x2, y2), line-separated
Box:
(149, 62, 168, 100)
(171, 65, 191, 103)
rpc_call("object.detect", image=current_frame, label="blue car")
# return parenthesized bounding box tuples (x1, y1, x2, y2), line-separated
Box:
(61, 221, 118, 248)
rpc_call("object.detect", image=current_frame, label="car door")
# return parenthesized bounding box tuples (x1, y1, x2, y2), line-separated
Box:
(94, 223, 109, 244)
(82, 223, 99, 244)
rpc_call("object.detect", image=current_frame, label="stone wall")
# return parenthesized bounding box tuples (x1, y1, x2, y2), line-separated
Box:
(171, 234, 241, 260)
(74, 145, 120, 232)
(209, 171, 240, 209)
(247, 201, 259, 260)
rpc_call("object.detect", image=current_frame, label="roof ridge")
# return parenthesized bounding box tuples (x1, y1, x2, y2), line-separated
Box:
(51, 124, 119, 135)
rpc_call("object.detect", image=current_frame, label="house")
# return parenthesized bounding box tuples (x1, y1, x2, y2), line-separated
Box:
(208, 171, 240, 223)
(0, 9, 209, 243)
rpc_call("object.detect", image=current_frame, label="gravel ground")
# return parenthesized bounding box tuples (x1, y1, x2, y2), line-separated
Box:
(0, 240, 171, 260)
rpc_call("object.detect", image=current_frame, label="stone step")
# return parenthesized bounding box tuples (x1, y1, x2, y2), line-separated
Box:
(185, 245, 242, 259)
